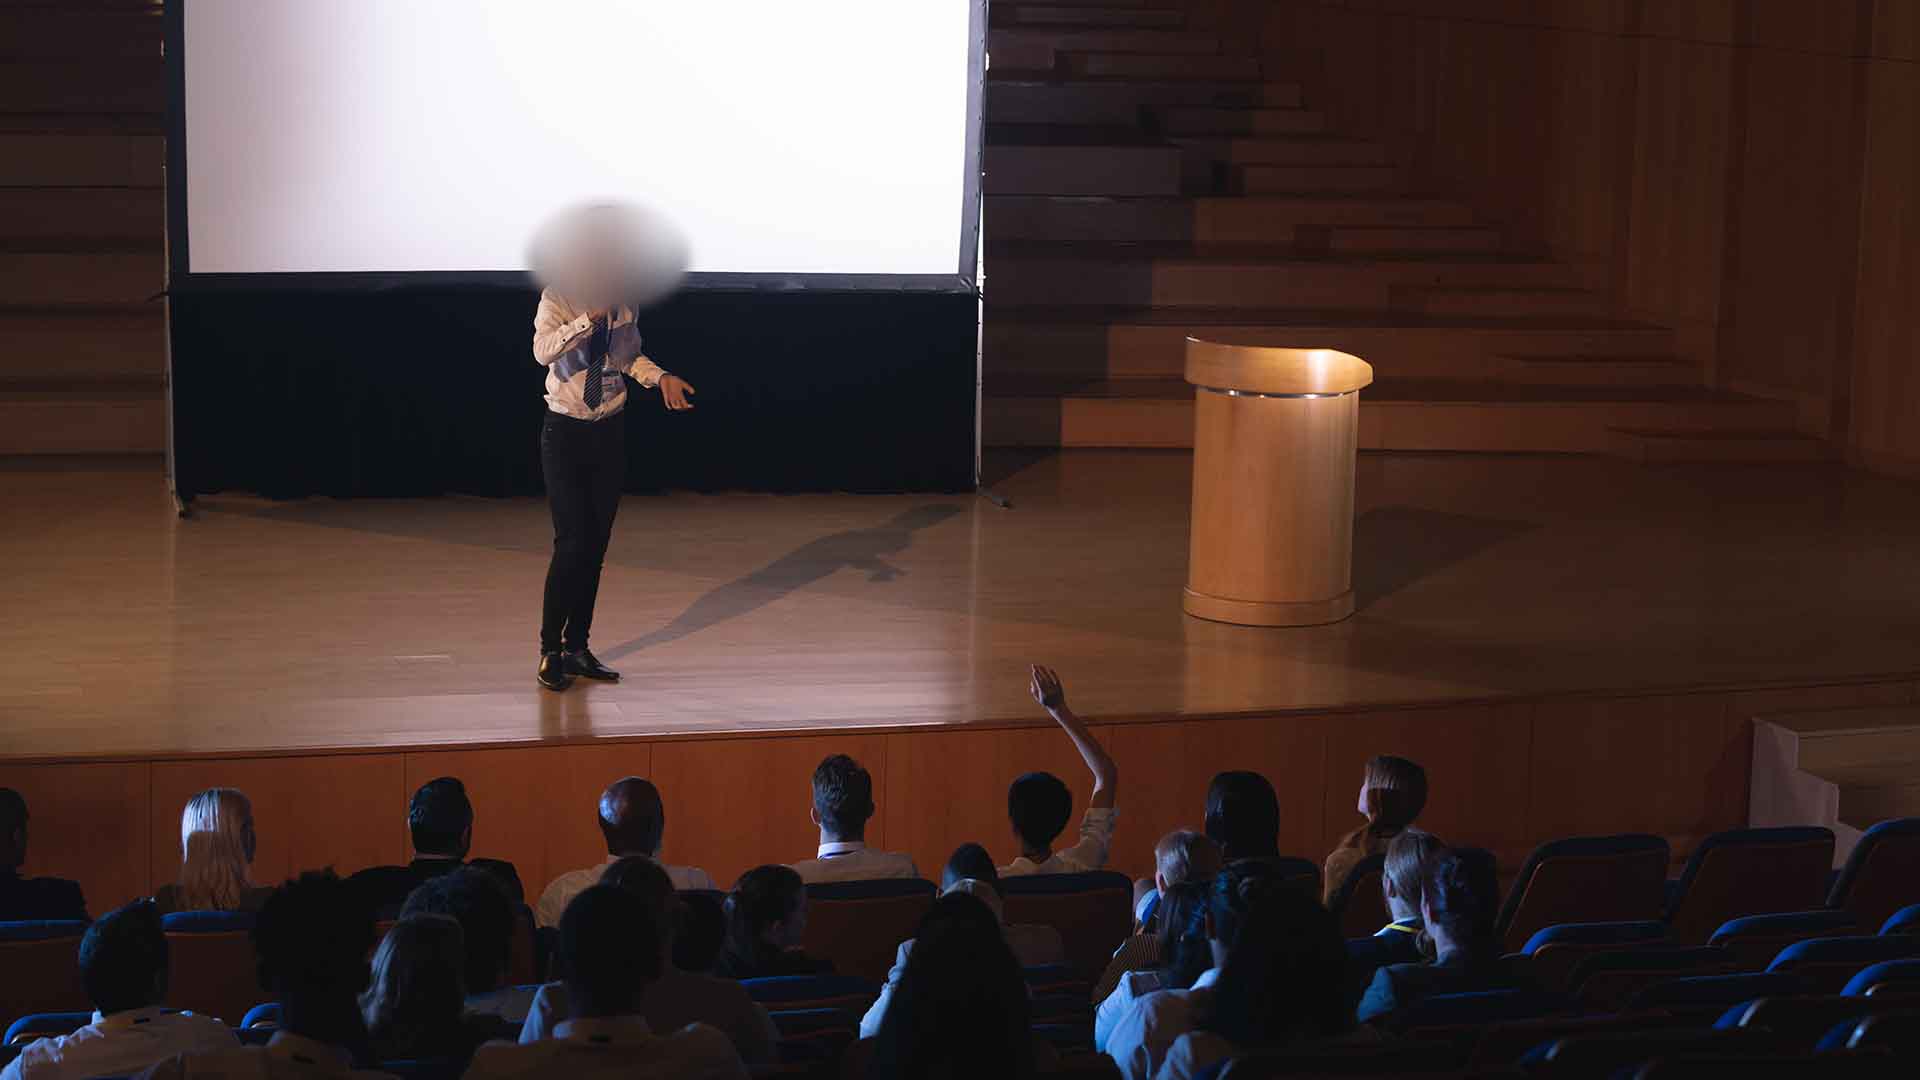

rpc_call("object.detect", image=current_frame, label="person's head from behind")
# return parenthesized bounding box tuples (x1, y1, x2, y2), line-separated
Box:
(675, 890, 726, 973)
(360, 914, 466, 1045)
(177, 788, 258, 910)
(1154, 829, 1223, 898)
(1202, 885, 1349, 1049)
(408, 778, 473, 860)
(725, 864, 807, 958)
(940, 841, 1000, 895)
(1205, 771, 1280, 861)
(399, 867, 513, 994)
(1418, 848, 1497, 957)
(255, 871, 374, 1037)
(597, 777, 665, 858)
(1382, 829, 1445, 924)
(80, 900, 168, 1016)
(1356, 755, 1427, 833)
(810, 754, 875, 843)
(1007, 771, 1073, 857)
(0, 787, 28, 870)
(560, 885, 664, 1018)
(600, 854, 678, 958)
(1204, 858, 1283, 970)
(871, 891, 1032, 1080)
(1157, 880, 1216, 990)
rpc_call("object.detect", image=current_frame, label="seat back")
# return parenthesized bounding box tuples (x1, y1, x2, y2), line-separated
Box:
(1570, 946, 1742, 1012)
(1724, 994, 1879, 1052)
(1624, 972, 1806, 1024)
(1326, 854, 1387, 941)
(674, 889, 725, 972)
(1495, 834, 1670, 953)
(741, 974, 881, 1014)
(506, 904, 539, 985)
(766, 1006, 858, 1068)
(1706, 909, 1857, 968)
(3, 1012, 90, 1049)
(1466, 1013, 1648, 1068)
(799, 879, 934, 983)
(1845, 1008, 1920, 1053)
(239, 1002, 281, 1030)
(0, 922, 89, 1022)
(1519, 920, 1670, 993)
(1664, 827, 1834, 944)
(1543, 1027, 1762, 1074)
(1879, 902, 1920, 936)
(161, 912, 261, 1024)
(1391, 988, 1572, 1034)
(998, 872, 1133, 983)
(1219, 1041, 1463, 1077)
(1765, 934, 1920, 995)
(1839, 956, 1920, 997)
(1827, 817, 1920, 931)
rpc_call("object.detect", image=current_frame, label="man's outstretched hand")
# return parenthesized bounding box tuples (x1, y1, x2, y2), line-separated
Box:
(1030, 664, 1067, 711)
(660, 374, 696, 411)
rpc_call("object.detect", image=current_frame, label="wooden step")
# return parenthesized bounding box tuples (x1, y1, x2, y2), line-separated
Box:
(0, 60, 162, 115)
(1177, 135, 1385, 166)
(984, 195, 1483, 249)
(985, 252, 1584, 309)
(1404, 286, 1609, 318)
(991, 29, 1222, 55)
(0, 133, 163, 186)
(0, 379, 165, 455)
(1069, 52, 1264, 80)
(1241, 163, 1402, 193)
(984, 378, 1798, 451)
(0, 252, 162, 308)
(0, 188, 162, 247)
(1156, 106, 1328, 136)
(0, 309, 165, 381)
(1195, 195, 1476, 243)
(1753, 706, 1920, 864)
(1001, 5, 1186, 28)
(1315, 225, 1502, 255)
(0, 8, 161, 60)
(985, 141, 1184, 196)
(1604, 427, 1836, 464)
(988, 78, 1302, 126)
(1500, 354, 1698, 387)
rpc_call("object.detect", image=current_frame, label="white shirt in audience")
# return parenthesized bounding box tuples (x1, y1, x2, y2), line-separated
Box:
(464, 1015, 745, 1080)
(1153, 1030, 1234, 1080)
(466, 985, 541, 1025)
(1000, 807, 1118, 876)
(788, 841, 919, 884)
(135, 1031, 395, 1080)
(535, 857, 717, 927)
(517, 975, 779, 1065)
(1103, 967, 1218, 1080)
(1, 1007, 237, 1080)
(1094, 970, 1166, 1054)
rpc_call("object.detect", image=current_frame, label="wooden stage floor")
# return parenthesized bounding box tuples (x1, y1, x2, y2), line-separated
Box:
(5, 450, 1920, 761)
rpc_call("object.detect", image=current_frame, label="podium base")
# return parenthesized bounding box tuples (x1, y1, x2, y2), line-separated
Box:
(1182, 587, 1355, 627)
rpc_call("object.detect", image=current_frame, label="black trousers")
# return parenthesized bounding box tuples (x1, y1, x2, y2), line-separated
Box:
(540, 410, 626, 654)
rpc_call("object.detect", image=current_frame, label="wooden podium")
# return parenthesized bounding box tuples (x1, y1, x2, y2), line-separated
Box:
(1183, 338, 1374, 627)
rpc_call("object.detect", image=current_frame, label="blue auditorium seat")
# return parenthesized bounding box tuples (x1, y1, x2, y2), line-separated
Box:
(161, 912, 261, 1024)
(238, 1002, 280, 1030)
(798, 878, 935, 983)
(1568, 945, 1741, 1011)
(1879, 902, 1920, 936)
(1664, 826, 1834, 944)
(1716, 995, 1880, 1052)
(1707, 909, 1856, 968)
(0, 920, 90, 1020)
(1387, 988, 1572, 1031)
(1765, 934, 1920, 994)
(1518, 919, 1669, 993)
(740, 974, 880, 1012)
(1827, 817, 1920, 932)
(1494, 834, 1670, 953)
(1838, 956, 1920, 997)
(3, 1012, 89, 1048)
(1326, 853, 1386, 940)
(1626, 971, 1806, 1020)
(998, 871, 1134, 983)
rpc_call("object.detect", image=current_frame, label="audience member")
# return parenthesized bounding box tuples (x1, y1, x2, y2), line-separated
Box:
(1001, 665, 1120, 877)
(464, 885, 746, 1080)
(0, 787, 86, 921)
(518, 857, 778, 1065)
(359, 914, 507, 1067)
(349, 778, 523, 917)
(868, 891, 1037, 1080)
(534, 777, 713, 927)
(138, 871, 380, 1079)
(1322, 756, 1427, 905)
(1160, 887, 1366, 1080)
(153, 789, 272, 915)
(787, 754, 917, 883)
(1105, 860, 1278, 1080)
(674, 888, 727, 973)
(860, 843, 1067, 1038)
(1115, 829, 1223, 996)
(1094, 881, 1212, 1054)
(1203, 771, 1281, 864)
(1356, 847, 1512, 1025)
(711, 864, 827, 979)
(399, 867, 529, 1023)
(0, 900, 235, 1080)
(1376, 829, 1443, 961)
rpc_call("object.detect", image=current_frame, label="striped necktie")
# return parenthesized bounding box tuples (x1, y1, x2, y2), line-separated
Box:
(584, 318, 610, 410)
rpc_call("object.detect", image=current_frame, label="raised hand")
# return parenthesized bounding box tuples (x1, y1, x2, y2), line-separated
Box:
(1030, 664, 1066, 710)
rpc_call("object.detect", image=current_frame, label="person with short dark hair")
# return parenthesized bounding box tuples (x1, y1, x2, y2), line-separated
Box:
(868, 891, 1037, 1080)
(464, 885, 745, 1080)
(787, 754, 917, 883)
(1204, 771, 1281, 863)
(1, 900, 234, 1080)
(1356, 847, 1515, 1026)
(535, 776, 713, 927)
(138, 871, 382, 1079)
(348, 778, 523, 917)
(398, 866, 529, 1023)
(1001, 665, 1119, 877)
(517, 857, 778, 1063)
(359, 914, 507, 1067)
(0, 787, 87, 922)
(711, 865, 827, 979)
(1323, 755, 1428, 905)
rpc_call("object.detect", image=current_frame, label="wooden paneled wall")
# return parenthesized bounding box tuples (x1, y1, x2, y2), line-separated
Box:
(1257, 0, 1920, 473)
(2, 677, 1913, 918)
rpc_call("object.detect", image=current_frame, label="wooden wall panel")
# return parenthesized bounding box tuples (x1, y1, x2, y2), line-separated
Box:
(1849, 57, 1920, 471)
(1872, 0, 1919, 58)
(1622, 37, 1734, 338)
(149, 755, 404, 898)
(0, 761, 151, 915)
(401, 742, 652, 905)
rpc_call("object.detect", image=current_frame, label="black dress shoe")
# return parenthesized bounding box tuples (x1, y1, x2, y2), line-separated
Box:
(538, 652, 575, 691)
(562, 648, 620, 681)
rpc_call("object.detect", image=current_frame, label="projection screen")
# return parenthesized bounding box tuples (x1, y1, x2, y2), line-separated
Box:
(169, 0, 984, 289)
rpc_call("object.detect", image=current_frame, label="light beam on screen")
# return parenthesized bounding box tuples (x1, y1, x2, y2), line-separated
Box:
(182, 0, 973, 277)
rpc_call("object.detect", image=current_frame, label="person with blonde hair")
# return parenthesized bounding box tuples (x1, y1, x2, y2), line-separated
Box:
(1322, 755, 1428, 905)
(153, 789, 270, 915)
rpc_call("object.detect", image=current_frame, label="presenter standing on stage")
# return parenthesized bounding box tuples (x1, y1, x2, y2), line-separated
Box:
(531, 289, 696, 691)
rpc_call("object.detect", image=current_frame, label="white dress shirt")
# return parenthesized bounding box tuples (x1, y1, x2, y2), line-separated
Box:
(1, 1007, 236, 1080)
(516, 976, 779, 1066)
(788, 841, 920, 884)
(466, 985, 541, 1025)
(533, 290, 669, 422)
(134, 1031, 395, 1080)
(1000, 806, 1119, 877)
(465, 1015, 744, 1080)
(1095, 970, 1166, 1054)
(535, 858, 717, 927)
(1103, 968, 1218, 1080)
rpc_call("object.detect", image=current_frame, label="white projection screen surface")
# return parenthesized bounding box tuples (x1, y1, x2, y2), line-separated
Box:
(175, 1, 981, 283)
